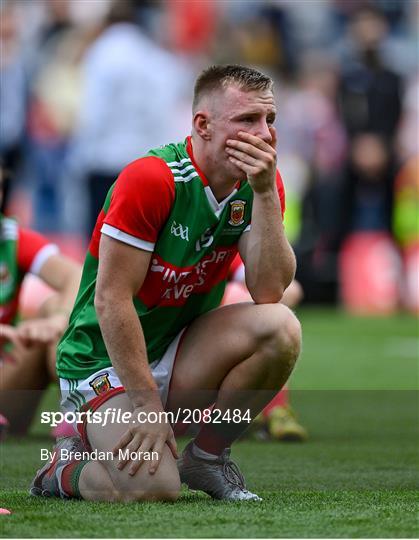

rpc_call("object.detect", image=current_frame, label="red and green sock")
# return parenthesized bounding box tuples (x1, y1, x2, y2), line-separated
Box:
(60, 460, 89, 498)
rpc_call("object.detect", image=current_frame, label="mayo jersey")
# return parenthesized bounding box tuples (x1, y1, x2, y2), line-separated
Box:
(57, 137, 285, 380)
(0, 215, 58, 349)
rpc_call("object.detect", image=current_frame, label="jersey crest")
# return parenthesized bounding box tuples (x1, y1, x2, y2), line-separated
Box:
(228, 200, 246, 226)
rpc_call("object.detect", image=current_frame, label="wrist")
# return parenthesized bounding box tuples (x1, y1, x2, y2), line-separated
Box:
(252, 186, 276, 198)
(252, 188, 282, 211)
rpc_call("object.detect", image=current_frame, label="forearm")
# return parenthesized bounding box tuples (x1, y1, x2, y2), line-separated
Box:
(96, 292, 177, 470)
(95, 294, 160, 408)
(56, 263, 82, 315)
(244, 190, 296, 303)
(40, 256, 82, 321)
(18, 260, 83, 344)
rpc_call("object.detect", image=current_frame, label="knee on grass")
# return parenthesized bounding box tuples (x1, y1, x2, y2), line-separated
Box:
(81, 461, 180, 503)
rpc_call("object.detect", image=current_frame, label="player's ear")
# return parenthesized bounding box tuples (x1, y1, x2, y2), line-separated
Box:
(193, 111, 212, 141)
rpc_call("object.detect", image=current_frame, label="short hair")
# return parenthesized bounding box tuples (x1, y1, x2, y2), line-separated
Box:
(193, 64, 273, 111)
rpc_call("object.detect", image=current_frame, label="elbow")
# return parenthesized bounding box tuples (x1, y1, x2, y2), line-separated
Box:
(245, 258, 296, 305)
(94, 286, 109, 320)
(94, 285, 132, 320)
(248, 270, 295, 304)
(251, 286, 284, 305)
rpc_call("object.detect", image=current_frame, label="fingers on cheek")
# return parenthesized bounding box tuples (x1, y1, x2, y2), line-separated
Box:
(228, 156, 244, 169)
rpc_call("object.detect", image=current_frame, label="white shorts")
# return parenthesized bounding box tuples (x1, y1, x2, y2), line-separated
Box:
(60, 328, 186, 418)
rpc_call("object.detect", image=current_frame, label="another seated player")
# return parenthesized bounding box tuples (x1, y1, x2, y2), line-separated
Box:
(0, 169, 81, 436)
(30, 65, 302, 502)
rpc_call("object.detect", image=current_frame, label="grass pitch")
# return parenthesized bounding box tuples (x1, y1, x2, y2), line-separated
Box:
(1, 308, 418, 538)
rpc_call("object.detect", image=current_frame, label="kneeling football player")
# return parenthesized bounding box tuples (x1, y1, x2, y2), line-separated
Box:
(30, 65, 301, 502)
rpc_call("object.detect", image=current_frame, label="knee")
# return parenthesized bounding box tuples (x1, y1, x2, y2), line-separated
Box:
(259, 305, 301, 365)
(278, 306, 302, 361)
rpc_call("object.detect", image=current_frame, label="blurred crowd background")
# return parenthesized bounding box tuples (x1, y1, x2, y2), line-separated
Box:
(1, 0, 418, 314)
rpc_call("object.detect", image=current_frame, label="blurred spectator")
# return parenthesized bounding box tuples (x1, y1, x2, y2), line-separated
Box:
(336, 133, 403, 315)
(334, 2, 416, 78)
(213, 2, 290, 74)
(163, 0, 219, 55)
(305, 131, 399, 306)
(336, 5, 403, 144)
(24, 0, 91, 232)
(68, 0, 193, 236)
(277, 53, 347, 303)
(338, 133, 395, 238)
(0, 0, 27, 207)
(218, 1, 337, 76)
(397, 73, 419, 161)
(269, 0, 336, 70)
(276, 52, 347, 175)
(288, 5, 411, 305)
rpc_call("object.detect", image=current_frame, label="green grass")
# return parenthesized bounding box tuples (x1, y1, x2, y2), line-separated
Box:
(1, 308, 418, 538)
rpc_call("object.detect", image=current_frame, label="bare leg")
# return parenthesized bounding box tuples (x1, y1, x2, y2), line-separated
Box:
(167, 302, 301, 436)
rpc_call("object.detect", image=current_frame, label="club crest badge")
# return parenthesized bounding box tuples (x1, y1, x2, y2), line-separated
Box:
(228, 200, 246, 226)
(89, 373, 113, 396)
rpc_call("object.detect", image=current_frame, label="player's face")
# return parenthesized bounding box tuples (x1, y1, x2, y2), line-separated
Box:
(208, 85, 277, 181)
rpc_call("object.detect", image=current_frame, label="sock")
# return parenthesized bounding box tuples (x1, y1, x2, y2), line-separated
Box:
(60, 460, 89, 498)
(194, 423, 230, 457)
(194, 409, 250, 456)
(173, 421, 190, 437)
(262, 387, 289, 418)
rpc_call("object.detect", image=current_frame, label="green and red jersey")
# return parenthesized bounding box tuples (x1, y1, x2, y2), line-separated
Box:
(0, 215, 58, 347)
(57, 137, 285, 380)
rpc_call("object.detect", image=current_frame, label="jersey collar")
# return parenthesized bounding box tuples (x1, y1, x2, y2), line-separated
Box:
(186, 136, 209, 187)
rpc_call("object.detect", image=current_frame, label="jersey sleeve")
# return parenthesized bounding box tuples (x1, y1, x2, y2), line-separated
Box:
(101, 157, 175, 252)
(243, 169, 286, 233)
(17, 228, 59, 276)
(276, 169, 286, 219)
